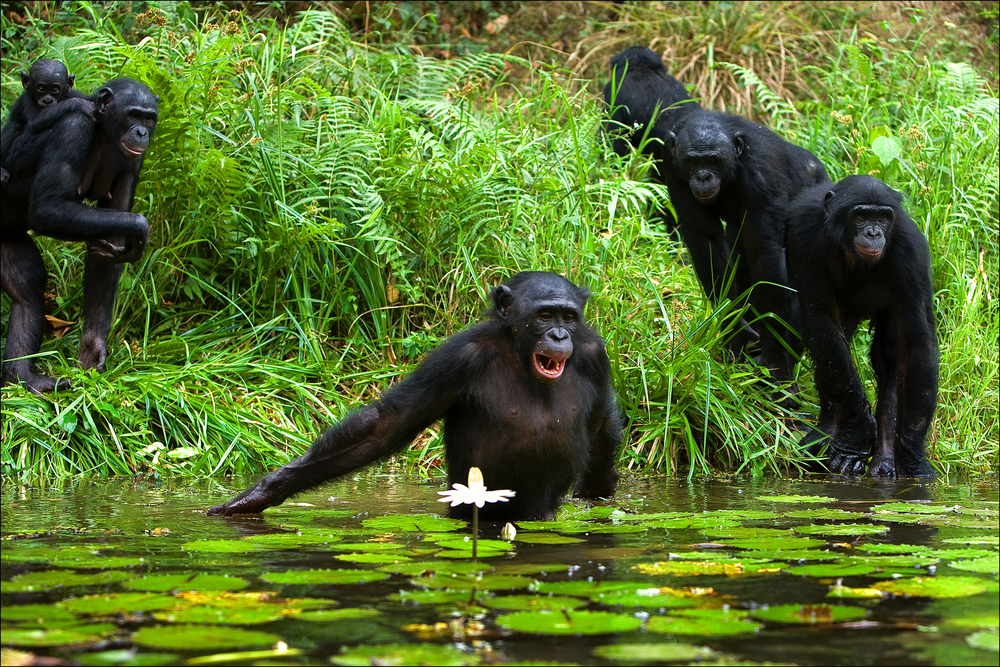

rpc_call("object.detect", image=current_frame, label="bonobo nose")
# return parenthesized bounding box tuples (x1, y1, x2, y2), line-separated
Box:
(137, 127, 147, 137)
(552, 327, 568, 341)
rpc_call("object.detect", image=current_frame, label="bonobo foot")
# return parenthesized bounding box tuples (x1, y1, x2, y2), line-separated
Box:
(0, 166, 8, 186)
(208, 480, 281, 516)
(574, 470, 619, 500)
(79, 337, 108, 372)
(867, 453, 897, 478)
(725, 325, 760, 362)
(2, 369, 71, 394)
(828, 449, 867, 476)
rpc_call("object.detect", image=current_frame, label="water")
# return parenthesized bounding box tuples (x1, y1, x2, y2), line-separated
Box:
(2, 472, 997, 665)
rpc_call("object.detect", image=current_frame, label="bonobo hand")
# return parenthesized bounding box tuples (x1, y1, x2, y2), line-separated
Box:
(68, 97, 97, 122)
(0, 167, 8, 186)
(726, 322, 760, 361)
(79, 335, 108, 372)
(2, 369, 71, 394)
(89, 216, 149, 263)
(208, 478, 282, 516)
(867, 452, 897, 478)
(574, 469, 619, 500)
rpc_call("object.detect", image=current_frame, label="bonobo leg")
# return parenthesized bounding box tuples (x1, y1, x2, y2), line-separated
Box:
(79, 252, 125, 372)
(1, 235, 68, 393)
(894, 304, 939, 478)
(868, 312, 900, 477)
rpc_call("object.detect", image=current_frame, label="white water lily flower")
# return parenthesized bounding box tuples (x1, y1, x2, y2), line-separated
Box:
(438, 466, 516, 508)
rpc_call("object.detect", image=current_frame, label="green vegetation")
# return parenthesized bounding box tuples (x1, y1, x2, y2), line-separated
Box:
(0, 2, 996, 479)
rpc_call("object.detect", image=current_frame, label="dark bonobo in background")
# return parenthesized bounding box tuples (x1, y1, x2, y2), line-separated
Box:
(1, 78, 158, 393)
(660, 109, 830, 385)
(602, 46, 700, 233)
(0, 59, 94, 186)
(209, 272, 623, 522)
(786, 175, 938, 478)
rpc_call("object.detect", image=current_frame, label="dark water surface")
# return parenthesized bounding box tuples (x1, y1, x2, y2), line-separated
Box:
(2, 473, 997, 665)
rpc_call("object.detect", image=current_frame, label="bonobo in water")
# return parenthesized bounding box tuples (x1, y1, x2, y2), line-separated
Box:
(602, 46, 700, 232)
(0, 59, 94, 186)
(1, 78, 158, 393)
(209, 272, 623, 521)
(660, 110, 830, 384)
(786, 175, 938, 478)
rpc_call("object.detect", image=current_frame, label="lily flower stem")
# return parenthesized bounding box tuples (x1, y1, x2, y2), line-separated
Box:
(472, 505, 478, 560)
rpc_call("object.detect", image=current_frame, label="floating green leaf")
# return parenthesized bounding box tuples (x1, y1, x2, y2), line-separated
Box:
(335, 552, 412, 564)
(588, 524, 647, 534)
(488, 595, 587, 611)
(434, 548, 508, 559)
(77, 649, 180, 666)
(632, 560, 766, 576)
(182, 540, 264, 553)
(51, 555, 146, 569)
(497, 609, 643, 635)
(536, 580, 643, 597)
(3, 604, 78, 624)
(389, 589, 492, 605)
(241, 531, 342, 547)
(827, 583, 885, 599)
(335, 542, 406, 552)
(1, 570, 133, 592)
(435, 538, 513, 551)
(942, 538, 998, 546)
(967, 630, 1000, 652)
(377, 561, 488, 576)
(124, 574, 248, 592)
(750, 604, 868, 624)
(493, 562, 572, 576)
(784, 509, 865, 520)
(616, 512, 694, 522)
(556, 505, 618, 520)
(330, 643, 475, 666)
(153, 606, 285, 624)
(948, 556, 999, 574)
(590, 588, 699, 608)
(410, 574, 534, 591)
(592, 643, 712, 663)
(296, 608, 380, 622)
(643, 516, 741, 529)
(875, 576, 997, 598)
(929, 548, 996, 560)
(740, 549, 834, 561)
(646, 612, 762, 635)
(756, 495, 837, 503)
(260, 569, 389, 585)
(704, 527, 793, 539)
(788, 561, 879, 577)
(1, 626, 116, 647)
(724, 536, 827, 550)
(854, 543, 925, 554)
(59, 593, 179, 615)
(132, 625, 280, 651)
(871, 502, 957, 514)
(514, 520, 591, 532)
(703, 510, 782, 520)
(514, 533, 585, 545)
(361, 515, 466, 532)
(793, 524, 889, 536)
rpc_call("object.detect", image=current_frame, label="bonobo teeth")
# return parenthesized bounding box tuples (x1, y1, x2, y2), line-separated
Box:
(533, 354, 565, 378)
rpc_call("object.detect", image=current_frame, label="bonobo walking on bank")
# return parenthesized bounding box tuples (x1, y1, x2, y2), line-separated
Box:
(0, 59, 94, 186)
(602, 46, 700, 232)
(1, 78, 158, 393)
(786, 176, 938, 478)
(660, 110, 830, 384)
(209, 272, 623, 522)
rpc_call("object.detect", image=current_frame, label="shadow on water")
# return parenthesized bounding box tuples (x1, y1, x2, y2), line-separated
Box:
(1, 471, 997, 665)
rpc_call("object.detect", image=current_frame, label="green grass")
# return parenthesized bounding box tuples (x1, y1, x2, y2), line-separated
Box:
(1, 3, 996, 479)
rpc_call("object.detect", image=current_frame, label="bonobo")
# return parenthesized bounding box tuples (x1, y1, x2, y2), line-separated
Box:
(602, 46, 700, 232)
(1, 78, 158, 393)
(786, 175, 938, 478)
(0, 59, 94, 186)
(661, 110, 830, 383)
(209, 272, 624, 521)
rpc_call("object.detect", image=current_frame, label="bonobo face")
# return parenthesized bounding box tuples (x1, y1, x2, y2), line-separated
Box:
(493, 272, 588, 385)
(849, 204, 893, 262)
(672, 118, 741, 204)
(22, 60, 73, 108)
(95, 79, 159, 161)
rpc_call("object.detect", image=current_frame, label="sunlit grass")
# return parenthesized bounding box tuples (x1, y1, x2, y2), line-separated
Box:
(0, 4, 996, 479)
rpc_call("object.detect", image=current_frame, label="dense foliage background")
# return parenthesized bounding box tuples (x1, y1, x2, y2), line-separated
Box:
(1, 1, 997, 480)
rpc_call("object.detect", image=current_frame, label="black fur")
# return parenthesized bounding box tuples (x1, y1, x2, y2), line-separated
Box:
(787, 175, 938, 478)
(208, 272, 624, 521)
(1, 78, 158, 393)
(661, 109, 830, 383)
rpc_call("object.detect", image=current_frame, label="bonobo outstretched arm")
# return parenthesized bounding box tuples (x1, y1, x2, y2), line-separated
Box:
(208, 337, 475, 516)
(574, 382, 623, 499)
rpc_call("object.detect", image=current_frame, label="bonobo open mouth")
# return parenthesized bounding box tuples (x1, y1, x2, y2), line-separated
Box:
(533, 353, 566, 382)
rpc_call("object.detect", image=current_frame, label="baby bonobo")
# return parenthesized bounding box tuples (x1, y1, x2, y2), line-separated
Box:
(209, 272, 623, 521)
(0, 59, 94, 185)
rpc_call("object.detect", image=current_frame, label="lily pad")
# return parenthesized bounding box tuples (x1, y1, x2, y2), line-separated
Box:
(643, 516, 741, 530)
(876, 576, 998, 598)
(335, 552, 412, 564)
(434, 548, 508, 559)
(942, 538, 999, 546)
(853, 543, 925, 554)
(827, 583, 886, 599)
(870, 503, 957, 514)
(435, 538, 513, 551)
(929, 548, 996, 560)
(241, 531, 342, 548)
(557, 505, 618, 520)
(750, 604, 868, 624)
(536, 580, 646, 597)
(724, 536, 827, 550)
(124, 574, 248, 592)
(948, 556, 999, 574)
(77, 650, 180, 665)
(377, 561, 488, 576)
(616, 512, 694, 522)
(330, 643, 475, 666)
(967, 630, 1000, 652)
(703, 510, 782, 520)
(132, 625, 280, 651)
(153, 606, 286, 624)
(646, 612, 762, 635)
(588, 524, 648, 534)
(756, 495, 837, 503)
(181, 540, 264, 553)
(497, 609, 644, 635)
(592, 643, 712, 663)
(632, 560, 757, 576)
(389, 589, 492, 605)
(1, 570, 133, 592)
(296, 608, 380, 622)
(514, 533, 586, 545)
(1, 626, 116, 647)
(703, 527, 793, 539)
(793, 524, 889, 536)
(260, 569, 389, 585)
(488, 594, 588, 611)
(740, 549, 834, 561)
(493, 562, 572, 576)
(361, 515, 465, 533)
(410, 574, 534, 591)
(515, 520, 591, 533)
(335, 542, 406, 552)
(3, 604, 78, 624)
(788, 561, 880, 577)
(784, 508, 865, 520)
(591, 588, 700, 608)
(59, 593, 179, 615)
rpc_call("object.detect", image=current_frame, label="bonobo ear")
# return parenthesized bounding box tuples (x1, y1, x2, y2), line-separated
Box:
(21, 71, 30, 89)
(823, 190, 835, 215)
(67, 74, 75, 89)
(493, 285, 516, 318)
(95, 87, 115, 114)
(154, 95, 160, 103)
(733, 132, 746, 157)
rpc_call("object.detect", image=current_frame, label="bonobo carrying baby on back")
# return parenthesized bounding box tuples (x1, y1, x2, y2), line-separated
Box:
(0, 59, 94, 186)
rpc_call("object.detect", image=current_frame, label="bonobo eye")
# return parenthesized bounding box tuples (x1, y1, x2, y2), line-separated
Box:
(563, 312, 577, 323)
(537, 311, 552, 321)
